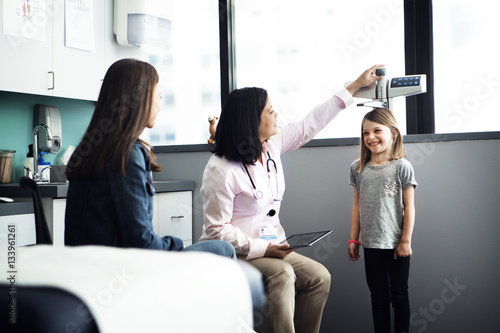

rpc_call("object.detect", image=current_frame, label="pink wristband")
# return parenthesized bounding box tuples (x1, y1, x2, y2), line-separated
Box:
(348, 240, 361, 245)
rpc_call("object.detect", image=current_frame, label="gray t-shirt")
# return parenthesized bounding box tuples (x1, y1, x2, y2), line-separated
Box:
(349, 158, 417, 249)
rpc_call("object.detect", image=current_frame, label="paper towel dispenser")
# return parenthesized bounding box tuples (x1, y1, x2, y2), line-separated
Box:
(114, 0, 173, 52)
(34, 105, 62, 155)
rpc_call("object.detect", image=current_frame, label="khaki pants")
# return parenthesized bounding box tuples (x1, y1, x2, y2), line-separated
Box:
(245, 252, 331, 333)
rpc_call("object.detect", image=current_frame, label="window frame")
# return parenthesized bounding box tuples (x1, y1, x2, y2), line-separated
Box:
(219, 0, 237, 105)
(220, 0, 435, 135)
(154, 0, 499, 152)
(404, 0, 435, 134)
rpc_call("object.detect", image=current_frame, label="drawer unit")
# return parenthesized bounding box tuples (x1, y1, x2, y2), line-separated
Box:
(153, 191, 193, 246)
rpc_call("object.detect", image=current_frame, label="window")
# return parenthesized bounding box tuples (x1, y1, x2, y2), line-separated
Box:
(147, 1, 499, 147)
(433, 0, 500, 133)
(234, 0, 407, 138)
(147, 1, 221, 145)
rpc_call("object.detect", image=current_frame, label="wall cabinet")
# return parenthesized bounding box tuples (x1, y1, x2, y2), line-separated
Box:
(51, 0, 105, 101)
(0, 0, 146, 101)
(0, 0, 54, 97)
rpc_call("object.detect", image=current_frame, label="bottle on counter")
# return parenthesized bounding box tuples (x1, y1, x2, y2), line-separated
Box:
(24, 144, 34, 177)
(37, 151, 51, 182)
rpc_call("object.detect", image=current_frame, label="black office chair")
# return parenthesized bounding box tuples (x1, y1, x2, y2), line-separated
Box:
(10, 177, 99, 332)
(0, 285, 99, 333)
(19, 176, 52, 245)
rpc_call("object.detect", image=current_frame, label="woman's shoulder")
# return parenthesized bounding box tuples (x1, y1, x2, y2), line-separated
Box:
(130, 141, 148, 157)
(125, 141, 149, 171)
(206, 154, 240, 172)
(132, 140, 147, 151)
(203, 154, 243, 190)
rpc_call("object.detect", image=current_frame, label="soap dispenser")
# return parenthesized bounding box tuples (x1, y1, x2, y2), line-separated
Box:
(24, 144, 34, 177)
(37, 152, 51, 182)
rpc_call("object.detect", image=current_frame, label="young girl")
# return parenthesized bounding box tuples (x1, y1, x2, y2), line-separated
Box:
(348, 108, 417, 333)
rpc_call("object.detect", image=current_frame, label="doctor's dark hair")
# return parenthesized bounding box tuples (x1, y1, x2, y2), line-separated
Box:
(357, 108, 405, 173)
(213, 87, 268, 165)
(66, 58, 162, 181)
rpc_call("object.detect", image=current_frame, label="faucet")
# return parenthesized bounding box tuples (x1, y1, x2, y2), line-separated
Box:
(33, 124, 53, 182)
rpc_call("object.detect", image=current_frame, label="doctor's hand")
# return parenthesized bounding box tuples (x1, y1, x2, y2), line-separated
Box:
(346, 64, 385, 96)
(264, 244, 295, 259)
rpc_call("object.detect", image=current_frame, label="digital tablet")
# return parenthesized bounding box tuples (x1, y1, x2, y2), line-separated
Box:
(279, 230, 332, 248)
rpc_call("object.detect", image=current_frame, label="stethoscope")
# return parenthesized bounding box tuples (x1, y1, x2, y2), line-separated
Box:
(243, 151, 281, 201)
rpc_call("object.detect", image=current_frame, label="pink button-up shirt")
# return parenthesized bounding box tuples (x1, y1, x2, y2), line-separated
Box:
(200, 89, 353, 260)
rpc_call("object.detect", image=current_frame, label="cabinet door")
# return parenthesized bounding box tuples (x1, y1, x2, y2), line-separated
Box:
(41, 197, 66, 246)
(157, 191, 192, 244)
(0, 0, 53, 96)
(51, 198, 66, 246)
(0, 214, 36, 246)
(52, 0, 105, 101)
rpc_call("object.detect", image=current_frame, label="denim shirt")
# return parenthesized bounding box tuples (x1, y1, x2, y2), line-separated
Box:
(65, 141, 184, 250)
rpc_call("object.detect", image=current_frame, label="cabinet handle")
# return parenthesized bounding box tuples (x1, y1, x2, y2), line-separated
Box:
(171, 216, 184, 220)
(48, 71, 55, 90)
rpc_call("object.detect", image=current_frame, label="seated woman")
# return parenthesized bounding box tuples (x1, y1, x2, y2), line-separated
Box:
(64, 59, 265, 317)
(64, 58, 234, 257)
(199, 65, 384, 332)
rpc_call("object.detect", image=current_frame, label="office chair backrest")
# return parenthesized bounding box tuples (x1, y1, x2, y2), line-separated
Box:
(0, 285, 99, 332)
(19, 176, 53, 245)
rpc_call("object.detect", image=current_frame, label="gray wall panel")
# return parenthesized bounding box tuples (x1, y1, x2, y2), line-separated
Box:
(155, 139, 500, 333)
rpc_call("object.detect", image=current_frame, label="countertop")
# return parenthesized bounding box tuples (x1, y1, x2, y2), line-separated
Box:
(0, 180, 195, 199)
(0, 200, 34, 216)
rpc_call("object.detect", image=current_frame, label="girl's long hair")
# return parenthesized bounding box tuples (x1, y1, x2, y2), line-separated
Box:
(213, 87, 268, 165)
(66, 58, 162, 180)
(357, 108, 405, 173)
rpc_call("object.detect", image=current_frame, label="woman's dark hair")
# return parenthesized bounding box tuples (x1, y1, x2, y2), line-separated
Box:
(66, 58, 162, 180)
(213, 87, 268, 165)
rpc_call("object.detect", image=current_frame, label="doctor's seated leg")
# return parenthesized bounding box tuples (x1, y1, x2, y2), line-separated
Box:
(249, 252, 331, 333)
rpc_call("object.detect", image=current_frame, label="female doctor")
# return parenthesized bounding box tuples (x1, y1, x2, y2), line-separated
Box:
(199, 65, 384, 333)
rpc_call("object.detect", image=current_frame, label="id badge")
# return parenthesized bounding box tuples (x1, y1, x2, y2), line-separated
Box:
(259, 225, 278, 240)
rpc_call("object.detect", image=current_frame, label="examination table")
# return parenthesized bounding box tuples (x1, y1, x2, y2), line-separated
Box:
(0, 245, 254, 332)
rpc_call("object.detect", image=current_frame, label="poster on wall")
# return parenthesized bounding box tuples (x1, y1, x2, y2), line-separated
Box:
(2, 0, 48, 41)
(65, 0, 94, 51)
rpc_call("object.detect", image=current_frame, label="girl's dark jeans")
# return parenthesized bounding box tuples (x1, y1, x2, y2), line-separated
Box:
(364, 248, 411, 333)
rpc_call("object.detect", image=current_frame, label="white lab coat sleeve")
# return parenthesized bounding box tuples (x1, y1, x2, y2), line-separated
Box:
(280, 88, 354, 154)
(200, 163, 270, 259)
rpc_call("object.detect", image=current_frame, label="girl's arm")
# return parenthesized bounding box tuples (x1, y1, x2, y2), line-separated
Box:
(348, 187, 361, 261)
(394, 185, 416, 259)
